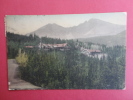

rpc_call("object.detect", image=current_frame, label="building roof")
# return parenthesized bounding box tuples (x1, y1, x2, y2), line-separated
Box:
(25, 46, 34, 48)
(88, 49, 101, 53)
(42, 43, 67, 48)
(53, 43, 67, 48)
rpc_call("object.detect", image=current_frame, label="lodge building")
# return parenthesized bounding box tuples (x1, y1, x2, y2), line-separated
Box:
(38, 43, 69, 51)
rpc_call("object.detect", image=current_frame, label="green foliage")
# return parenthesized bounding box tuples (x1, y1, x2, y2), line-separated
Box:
(19, 45, 125, 89)
(7, 32, 126, 89)
(7, 32, 40, 58)
(16, 49, 28, 67)
(41, 36, 66, 44)
(7, 32, 40, 46)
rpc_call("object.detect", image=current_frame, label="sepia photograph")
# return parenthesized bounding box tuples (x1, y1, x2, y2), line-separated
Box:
(5, 12, 126, 90)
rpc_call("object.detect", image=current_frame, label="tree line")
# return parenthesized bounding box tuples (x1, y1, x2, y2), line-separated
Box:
(7, 32, 126, 89)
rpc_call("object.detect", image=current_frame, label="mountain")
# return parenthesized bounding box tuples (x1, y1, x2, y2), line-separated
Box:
(27, 18, 126, 39)
(78, 30, 126, 46)
(27, 23, 68, 39)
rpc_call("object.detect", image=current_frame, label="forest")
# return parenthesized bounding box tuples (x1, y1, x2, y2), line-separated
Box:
(7, 32, 126, 89)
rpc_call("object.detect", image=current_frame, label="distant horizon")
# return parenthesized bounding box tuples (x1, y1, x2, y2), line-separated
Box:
(6, 18, 126, 36)
(5, 12, 127, 35)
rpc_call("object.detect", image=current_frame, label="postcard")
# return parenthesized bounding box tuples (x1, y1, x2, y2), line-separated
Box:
(5, 12, 126, 90)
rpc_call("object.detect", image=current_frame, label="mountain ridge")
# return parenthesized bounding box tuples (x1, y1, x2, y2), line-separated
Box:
(26, 18, 126, 39)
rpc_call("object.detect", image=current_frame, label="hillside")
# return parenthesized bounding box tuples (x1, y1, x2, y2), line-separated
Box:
(78, 30, 126, 46)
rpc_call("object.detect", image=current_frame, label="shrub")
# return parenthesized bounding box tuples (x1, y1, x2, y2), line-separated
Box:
(16, 49, 28, 67)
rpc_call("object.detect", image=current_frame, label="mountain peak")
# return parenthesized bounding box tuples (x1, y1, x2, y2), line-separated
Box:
(27, 19, 126, 39)
(89, 18, 101, 21)
(45, 23, 63, 28)
(45, 23, 57, 26)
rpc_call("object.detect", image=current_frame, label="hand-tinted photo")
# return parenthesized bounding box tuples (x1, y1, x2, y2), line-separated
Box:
(5, 12, 126, 90)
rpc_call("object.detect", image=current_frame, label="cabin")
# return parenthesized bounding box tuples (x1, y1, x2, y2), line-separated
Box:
(88, 49, 101, 55)
(81, 48, 107, 59)
(38, 43, 69, 51)
(81, 48, 101, 56)
(43, 44, 53, 49)
(53, 43, 68, 50)
(25, 46, 34, 48)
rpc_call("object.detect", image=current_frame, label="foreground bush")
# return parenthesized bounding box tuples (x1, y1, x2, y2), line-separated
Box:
(16, 49, 28, 67)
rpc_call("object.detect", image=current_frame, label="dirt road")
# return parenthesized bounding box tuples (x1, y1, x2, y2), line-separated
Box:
(8, 59, 41, 90)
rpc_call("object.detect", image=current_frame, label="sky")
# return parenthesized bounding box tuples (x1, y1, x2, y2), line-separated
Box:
(5, 12, 127, 35)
